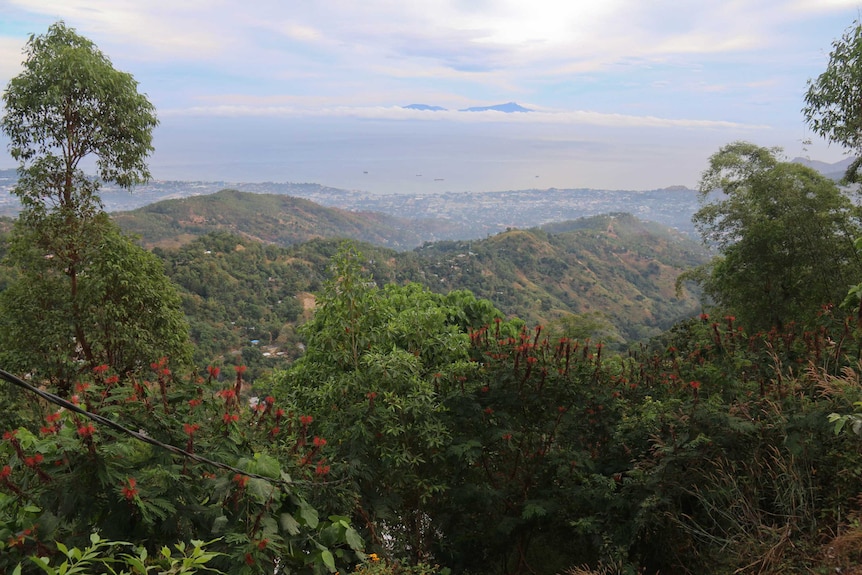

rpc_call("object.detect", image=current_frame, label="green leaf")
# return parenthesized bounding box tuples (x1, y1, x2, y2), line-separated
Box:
(280, 513, 301, 535)
(521, 502, 547, 520)
(345, 527, 364, 552)
(29, 556, 55, 575)
(211, 516, 229, 534)
(298, 501, 319, 529)
(321, 549, 336, 572)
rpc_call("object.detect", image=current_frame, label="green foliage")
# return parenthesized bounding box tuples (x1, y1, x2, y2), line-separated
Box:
(0, 224, 192, 388)
(0, 361, 365, 574)
(19, 533, 224, 575)
(113, 189, 448, 251)
(273, 244, 506, 562)
(690, 141, 862, 331)
(1, 21, 157, 189)
(405, 214, 706, 343)
(0, 22, 190, 393)
(157, 232, 318, 377)
(437, 325, 623, 574)
(804, 20, 862, 182)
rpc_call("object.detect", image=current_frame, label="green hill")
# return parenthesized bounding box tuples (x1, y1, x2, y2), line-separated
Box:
(400, 213, 707, 341)
(112, 188, 469, 250)
(150, 211, 708, 377)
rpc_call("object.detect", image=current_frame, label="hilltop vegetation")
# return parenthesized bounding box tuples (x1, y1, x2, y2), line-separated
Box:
(112, 189, 470, 250)
(408, 213, 706, 341)
(145, 210, 706, 377)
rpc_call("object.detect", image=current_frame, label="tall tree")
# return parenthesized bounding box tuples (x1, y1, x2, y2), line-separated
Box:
(0, 22, 190, 392)
(274, 244, 507, 562)
(803, 19, 862, 182)
(691, 141, 862, 330)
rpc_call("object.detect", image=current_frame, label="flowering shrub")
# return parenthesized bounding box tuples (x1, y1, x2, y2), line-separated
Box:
(0, 360, 364, 574)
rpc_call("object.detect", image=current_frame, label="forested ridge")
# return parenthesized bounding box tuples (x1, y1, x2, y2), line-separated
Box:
(7, 18, 862, 575)
(111, 188, 470, 251)
(132, 212, 707, 380)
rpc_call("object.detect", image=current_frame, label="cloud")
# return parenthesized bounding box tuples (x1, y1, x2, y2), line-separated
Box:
(163, 103, 766, 131)
(6, 0, 234, 60)
(0, 37, 25, 80)
(4, 0, 837, 80)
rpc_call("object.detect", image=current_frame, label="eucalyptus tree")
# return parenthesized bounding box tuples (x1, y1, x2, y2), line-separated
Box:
(0, 22, 190, 392)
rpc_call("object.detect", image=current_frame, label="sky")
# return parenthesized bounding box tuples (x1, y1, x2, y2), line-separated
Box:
(1, 0, 861, 194)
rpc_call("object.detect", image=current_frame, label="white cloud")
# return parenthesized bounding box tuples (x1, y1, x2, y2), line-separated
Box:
(163, 103, 766, 131)
(0, 37, 25, 80)
(7, 0, 233, 60)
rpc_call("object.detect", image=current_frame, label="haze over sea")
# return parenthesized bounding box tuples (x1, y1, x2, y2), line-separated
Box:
(148, 114, 765, 195)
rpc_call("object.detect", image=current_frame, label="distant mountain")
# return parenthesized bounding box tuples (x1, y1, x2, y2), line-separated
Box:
(112, 189, 472, 250)
(792, 155, 856, 181)
(403, 104, 447, 111)
(459, 102, 532, 113)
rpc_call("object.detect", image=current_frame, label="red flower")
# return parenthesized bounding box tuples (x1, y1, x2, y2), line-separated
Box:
(1, 465, 11, 479)
(313, 436, 327, 447)
(484, 407, 494, 415)
(265, 396, 275, 405)
(3, 430, 17, 441)
(207, 365, 220, 378)
(274, 408, 285, 419)
(315, 463, 331, 476)
(299, 415, 313, 426)
(222, 413, 239, 424)
(93, 364, 109, 374)
(105, 375, 119, 385)
(121, 477, 138, 500)
(235, 365, 247, 375)
(183, 423, 200, 436)
(75, 382, 90, 393)
(245, 553, 255, 565)
(24, 454, 43, 467)
(690, 381, 701, 390)
(233, 474, 249, 487)
(77, 424, 95, 437)
(699, 313, 709, 321)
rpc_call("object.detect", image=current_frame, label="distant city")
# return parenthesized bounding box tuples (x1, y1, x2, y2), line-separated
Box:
(0, 168, 702, 238)
(0, 155, 852, 240)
